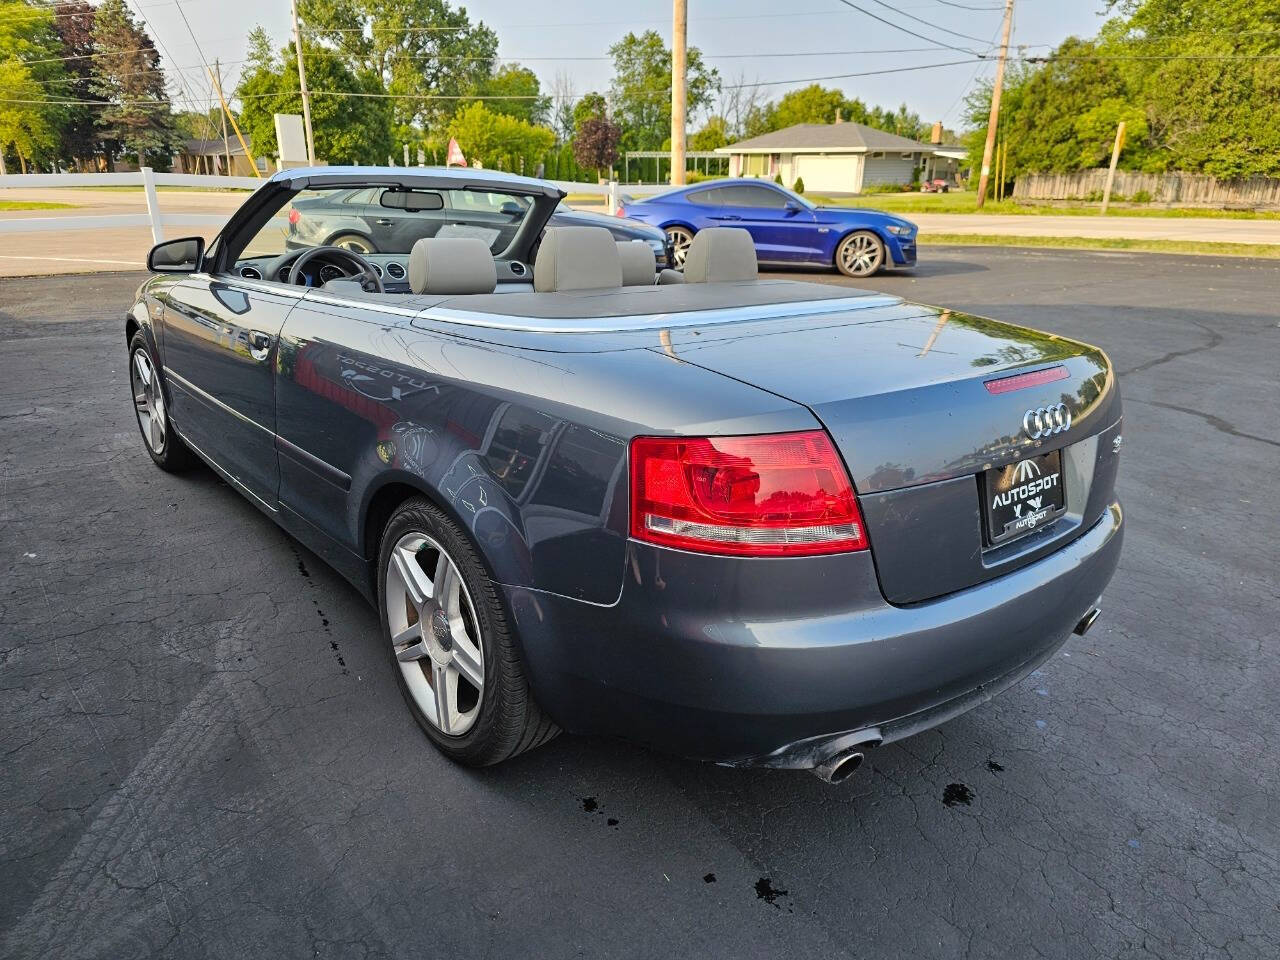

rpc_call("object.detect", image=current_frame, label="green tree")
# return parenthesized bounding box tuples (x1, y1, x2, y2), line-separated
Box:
(573, 91, 607, 130)
(300, 0, 496, 136)
(50, 1, 101, 169)
(446, 100, 554, 173)
(0, 0, 69, 172)
(607, 30, 719, 150)
(689, 116, 728, 151)
(235, 27, 393, 165)
(770, 84, 848, 128)
(90, 0, 174, 168)
(473, 63, 549, 126)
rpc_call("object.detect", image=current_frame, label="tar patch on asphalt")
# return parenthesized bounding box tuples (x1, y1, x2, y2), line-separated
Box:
(943, 782, 975, 807)
(580, 796, 598, 813)
(703, 873, 716, 883)
(755, 877, 792, 911)
(987, 759, 1005, 772)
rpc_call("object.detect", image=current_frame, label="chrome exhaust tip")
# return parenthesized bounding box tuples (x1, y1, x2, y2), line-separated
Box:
(1073, 607, 1101, 636)
(812, 748, 866, 784)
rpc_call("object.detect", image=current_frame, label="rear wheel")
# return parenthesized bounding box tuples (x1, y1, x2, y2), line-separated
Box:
(835, 230, 885, 278)
(665, 226, 695, 268)
(329, 232, 377, 255)
(128, 332, 195, 472)
(377, 497, 558, 766)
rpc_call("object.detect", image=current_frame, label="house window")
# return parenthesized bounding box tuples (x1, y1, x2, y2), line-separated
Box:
(869, 151, 884, 159)
(744, 154, 769, 177)
(901, 152, 913, 160)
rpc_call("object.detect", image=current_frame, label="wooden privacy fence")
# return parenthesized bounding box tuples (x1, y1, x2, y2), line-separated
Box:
(1013, 169, 1280, 208)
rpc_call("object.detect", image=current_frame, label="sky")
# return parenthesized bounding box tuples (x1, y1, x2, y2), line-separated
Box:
(132, 0, 1113, 130)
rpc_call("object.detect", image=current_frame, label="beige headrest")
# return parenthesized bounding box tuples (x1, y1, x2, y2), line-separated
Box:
(408, 237, 497, 295)
(534, 226, 623, 292)
(616, 241, 656, 286)
(683, 227, 758, 283)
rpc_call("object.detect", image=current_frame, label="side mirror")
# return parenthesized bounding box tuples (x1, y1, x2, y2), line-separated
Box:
(148, 236, 204, 273)
(499, 201, 525, 218)
(783, 201, 803, 216)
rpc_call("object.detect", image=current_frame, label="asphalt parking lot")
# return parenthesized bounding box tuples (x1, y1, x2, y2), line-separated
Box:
(2, 247, 1278, 960)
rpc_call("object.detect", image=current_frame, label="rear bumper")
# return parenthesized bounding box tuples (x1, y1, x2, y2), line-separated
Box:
(503, 500, 1123, 765)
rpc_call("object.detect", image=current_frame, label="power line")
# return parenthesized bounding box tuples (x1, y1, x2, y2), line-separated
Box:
(854, 0, 995, 44)
(831, 0, 985, 55)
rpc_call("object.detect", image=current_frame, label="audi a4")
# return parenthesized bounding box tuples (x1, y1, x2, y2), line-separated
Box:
(129, 167, 1122, 780)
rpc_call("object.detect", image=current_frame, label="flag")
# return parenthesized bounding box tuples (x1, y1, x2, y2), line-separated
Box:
(446, 138, 466, 167)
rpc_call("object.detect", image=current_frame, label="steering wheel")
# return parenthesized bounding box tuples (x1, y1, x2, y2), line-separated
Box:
(285, 245, 385, 293)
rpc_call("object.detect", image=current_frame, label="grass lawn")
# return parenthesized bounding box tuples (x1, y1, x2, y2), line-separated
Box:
(0, 200, 77, 211)
(809, 191, 1280, 220)
(919, 232, 1280, 259)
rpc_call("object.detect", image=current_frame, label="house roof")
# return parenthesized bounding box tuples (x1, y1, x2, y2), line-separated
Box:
(717, 123, 935, 155)
(183, 137, 251, 157)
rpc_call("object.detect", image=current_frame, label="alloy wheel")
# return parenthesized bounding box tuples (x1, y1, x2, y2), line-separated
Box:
(838, 232, 884, 277)
(666, 227, 694, 268)
(332, 234, 374, 255)
(385, 532, 485, 736)
(130, 347, 166, 454)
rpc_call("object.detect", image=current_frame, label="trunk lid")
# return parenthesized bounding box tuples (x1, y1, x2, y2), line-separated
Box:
(655, 301, 1121, 603)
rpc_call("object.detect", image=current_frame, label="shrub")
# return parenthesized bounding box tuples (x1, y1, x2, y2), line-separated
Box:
(684, 171, 725, 184)
(1132, 189, 1152, 204)
(774, 173, 783, 186)
(792, 176, 805, 194)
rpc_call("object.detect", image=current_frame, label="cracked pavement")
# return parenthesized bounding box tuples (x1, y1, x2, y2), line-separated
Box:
(1, 248, 1278, 959)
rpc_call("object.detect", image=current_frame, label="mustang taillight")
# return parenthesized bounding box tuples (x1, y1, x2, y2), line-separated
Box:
(288, 208, 301, 225)
(629, 431, 868, 557)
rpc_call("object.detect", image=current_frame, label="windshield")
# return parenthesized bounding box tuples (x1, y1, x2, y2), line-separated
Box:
(237, 185, 537, 262)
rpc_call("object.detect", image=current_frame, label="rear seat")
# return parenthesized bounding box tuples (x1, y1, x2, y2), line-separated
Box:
(407, 236, 497, 295)
(682, 227, 757, 283)
(534, 227, 623, 292)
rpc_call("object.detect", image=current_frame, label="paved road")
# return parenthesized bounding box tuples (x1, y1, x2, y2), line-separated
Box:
(2, 248, 1278, 959)
(3, 188, 1279, 276)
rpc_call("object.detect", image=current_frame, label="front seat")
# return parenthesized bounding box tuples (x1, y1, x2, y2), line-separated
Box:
(616, 241, 656, 286)
(682, 227, 758, 283)
(534, 226, 622, 292)
(408, 237, 497, 295)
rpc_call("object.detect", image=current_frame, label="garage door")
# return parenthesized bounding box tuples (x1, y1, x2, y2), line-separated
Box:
(794, 155, 860, 193)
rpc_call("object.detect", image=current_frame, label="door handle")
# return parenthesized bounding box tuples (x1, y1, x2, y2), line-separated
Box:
(711, 214, 742, 221)
(375, 218, 393, 226)
(248, 331, 271, 362)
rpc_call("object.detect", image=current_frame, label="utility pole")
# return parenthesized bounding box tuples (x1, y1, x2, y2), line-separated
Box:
(290, 0, 316, 165)
(975, 0, 1014, 208)
(1100, 121, 1126, 215)
(670, 0, 687, 185)
(208, 66, 261, 178)
(215, 59, 231, 175)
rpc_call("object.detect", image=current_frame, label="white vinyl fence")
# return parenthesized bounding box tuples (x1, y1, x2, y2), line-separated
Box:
(0, 169, 654, 243)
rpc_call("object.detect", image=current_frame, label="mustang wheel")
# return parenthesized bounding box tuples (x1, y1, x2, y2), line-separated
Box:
(836, 230, 885, 278)
(378, 498, 558, 766)
(129, 332, 195, 471)
(329, 232, 377, 255)
(665, 226, 695, 268)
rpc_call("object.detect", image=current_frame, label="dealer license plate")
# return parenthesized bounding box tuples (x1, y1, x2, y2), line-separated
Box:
(982, 450, 1066, 546)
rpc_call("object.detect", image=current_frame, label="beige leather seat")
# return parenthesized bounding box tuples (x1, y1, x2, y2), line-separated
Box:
(534, 226, 623, 292)
(408, 237, 497, 295)
(682, 227, 758, 283)
(616, 241, 656, 286)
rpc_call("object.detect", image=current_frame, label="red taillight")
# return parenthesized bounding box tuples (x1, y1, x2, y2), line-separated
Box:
(615, 206, 625, 217)
(629, 431, 868, 557)
(288, 208, 301, 225)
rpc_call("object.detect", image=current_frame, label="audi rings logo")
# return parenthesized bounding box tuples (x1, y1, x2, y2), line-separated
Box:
(1022, 403, 1072, 440)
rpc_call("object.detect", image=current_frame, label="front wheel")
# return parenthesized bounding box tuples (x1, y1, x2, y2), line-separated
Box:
(835, 230, 885, 278)
(129, 332, 196, 472)
(664, 225, 695, 268)
(377, 498, 559, 766)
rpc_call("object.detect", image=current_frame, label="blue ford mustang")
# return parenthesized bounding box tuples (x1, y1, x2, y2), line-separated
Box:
(619, 178, 917, 278)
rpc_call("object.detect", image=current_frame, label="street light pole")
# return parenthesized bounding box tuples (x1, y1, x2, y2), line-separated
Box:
(290, 0, 316, 165)
(975, 0, 1014, 208)
(670, 0, 687, 185)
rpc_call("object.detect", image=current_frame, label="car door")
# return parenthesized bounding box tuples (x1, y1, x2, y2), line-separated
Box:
(160, 270, 303, 509)
(713, 185, 819, 263)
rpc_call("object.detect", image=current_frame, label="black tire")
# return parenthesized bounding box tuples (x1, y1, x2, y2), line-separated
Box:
(664, 225, 695, 269)
(835, 230, 886, 278)
(377, 497, 559, 766)
(328, 232, 378, 255)
(128, 332, 197, 472)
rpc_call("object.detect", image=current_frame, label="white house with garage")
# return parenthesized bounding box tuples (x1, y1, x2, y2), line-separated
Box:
(717, 122, 944, 194)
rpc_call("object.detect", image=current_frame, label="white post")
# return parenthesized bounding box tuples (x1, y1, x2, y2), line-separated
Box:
(607, 180, 619, 214)
(141, 166, 164, 243)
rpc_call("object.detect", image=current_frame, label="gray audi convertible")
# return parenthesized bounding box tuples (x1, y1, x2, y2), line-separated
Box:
(130, 167, 1123, 781)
